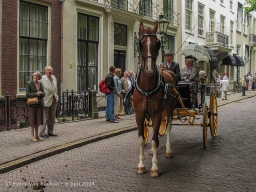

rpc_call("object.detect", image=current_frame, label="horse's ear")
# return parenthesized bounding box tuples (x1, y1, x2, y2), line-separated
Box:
(156, 40, 160, 51)
(152, 21, 158, 34)
(140, 22, 145, 34)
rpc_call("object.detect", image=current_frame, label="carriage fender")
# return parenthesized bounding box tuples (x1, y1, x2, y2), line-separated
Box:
(160, 69, 176, 86)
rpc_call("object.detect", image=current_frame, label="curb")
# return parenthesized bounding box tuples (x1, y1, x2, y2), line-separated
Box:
(0, 127, 137, 174)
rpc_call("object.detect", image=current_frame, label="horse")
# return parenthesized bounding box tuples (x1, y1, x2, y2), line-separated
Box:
(133, 21, 177, 178)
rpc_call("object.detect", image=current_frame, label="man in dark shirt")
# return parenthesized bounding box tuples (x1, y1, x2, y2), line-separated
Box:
(161, 50, 181, 81)
(105, 66, 118, 123)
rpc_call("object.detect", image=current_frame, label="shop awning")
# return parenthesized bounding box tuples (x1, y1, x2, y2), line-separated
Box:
(233, 55, 245, 67)
(205, 47, 218, 63)
(222, 54, 236, 66)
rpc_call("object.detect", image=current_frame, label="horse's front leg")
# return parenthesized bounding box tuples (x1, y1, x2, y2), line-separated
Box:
(165, 116, 174, 158)
(137, 135, 146, 175)
(150, 116, 161, 178)
(136, 113, 146, 175)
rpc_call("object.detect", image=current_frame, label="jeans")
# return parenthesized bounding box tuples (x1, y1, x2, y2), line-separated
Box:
(242, 87, 246, 96)
(106, 92, 115, 120)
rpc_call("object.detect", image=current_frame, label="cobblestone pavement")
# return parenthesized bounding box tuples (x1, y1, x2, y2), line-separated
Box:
(0, 95, 256, 191)
(0, 91, 255, 174)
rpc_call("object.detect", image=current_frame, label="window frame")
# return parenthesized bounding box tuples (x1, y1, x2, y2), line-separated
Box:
(185, 0, 193, 30)
(19, 1, 48, 92)
(77, 13, 99, 92)
(198, 3, 204, 36)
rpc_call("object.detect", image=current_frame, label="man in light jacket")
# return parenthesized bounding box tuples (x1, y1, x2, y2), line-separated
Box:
(39, 66, 59, 137)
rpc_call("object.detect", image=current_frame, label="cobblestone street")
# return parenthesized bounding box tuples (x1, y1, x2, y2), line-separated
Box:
(0, 94, 256, 192)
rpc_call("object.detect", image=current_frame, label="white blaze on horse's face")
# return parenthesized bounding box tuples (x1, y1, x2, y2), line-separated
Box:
(146, 37, 153, 72)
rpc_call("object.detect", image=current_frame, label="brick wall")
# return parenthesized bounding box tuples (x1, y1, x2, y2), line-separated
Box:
(1, 0, 18, 96)
(1, 0, 62, 96)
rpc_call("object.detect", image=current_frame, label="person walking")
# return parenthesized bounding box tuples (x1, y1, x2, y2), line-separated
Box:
(248, 74, 253, 91)
(105, 66, 118, 123)
(113, 68, 123, 121)
(26, 71, 45, 142)
(39, 66, 59, 138)
(241, 74, 247, 96)
(215, 73, 221, 98)
(220, 75, 229, 100)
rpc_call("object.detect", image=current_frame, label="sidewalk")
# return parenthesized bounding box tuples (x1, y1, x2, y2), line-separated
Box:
(0, 91, 255, 174)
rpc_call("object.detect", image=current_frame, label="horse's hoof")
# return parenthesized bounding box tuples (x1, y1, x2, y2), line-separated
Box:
(149, 150, 153, 156)
(136, 167, 146, 175)
(165, 152, 174, 158)
(150, 170, 159, 178)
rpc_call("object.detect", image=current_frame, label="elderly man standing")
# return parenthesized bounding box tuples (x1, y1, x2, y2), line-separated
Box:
(39, 66, 59, 137)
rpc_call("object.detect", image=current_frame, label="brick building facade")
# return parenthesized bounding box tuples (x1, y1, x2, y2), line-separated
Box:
(0, 0, 62, 96)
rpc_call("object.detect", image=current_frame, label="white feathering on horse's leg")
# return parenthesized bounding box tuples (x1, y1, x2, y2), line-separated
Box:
(165, 117, 174, 158)
(137, 136, 146, 175)
(150, 140, 159, 177)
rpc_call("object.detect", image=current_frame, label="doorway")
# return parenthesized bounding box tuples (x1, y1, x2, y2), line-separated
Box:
(114, 50, 126, 75)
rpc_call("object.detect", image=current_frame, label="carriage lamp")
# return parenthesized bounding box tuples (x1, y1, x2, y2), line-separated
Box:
(157, 14, 169, 62)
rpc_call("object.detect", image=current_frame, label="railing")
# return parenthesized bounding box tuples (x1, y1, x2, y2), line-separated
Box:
(104, 0, 159, 19)
(206, 31, 229, 47)
(249, 34, 256, 44)
(0, 90, 91, 131)
(163, 7, 179, 27)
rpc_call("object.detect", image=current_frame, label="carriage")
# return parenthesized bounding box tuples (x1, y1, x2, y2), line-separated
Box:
(133, 21, 218, 178)
(143, 80, 218, 149)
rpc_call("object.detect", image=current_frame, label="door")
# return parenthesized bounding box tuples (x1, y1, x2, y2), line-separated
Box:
(114, 50, 126, 74)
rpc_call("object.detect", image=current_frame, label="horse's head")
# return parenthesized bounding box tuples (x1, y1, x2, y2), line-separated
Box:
(139, 22, 160, 76)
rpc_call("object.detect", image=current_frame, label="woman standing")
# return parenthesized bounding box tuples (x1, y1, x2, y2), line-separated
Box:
(26, 71, 45, 142)
(113, 68, 123, 120)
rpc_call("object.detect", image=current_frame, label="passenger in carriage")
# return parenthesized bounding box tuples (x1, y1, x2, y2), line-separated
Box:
(181, 56, 200, 109)
(181, 55, 200, 82)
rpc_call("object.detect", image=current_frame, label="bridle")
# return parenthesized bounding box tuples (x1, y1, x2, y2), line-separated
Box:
(139, 33, 160, 77)
(135, 33, 163, 96)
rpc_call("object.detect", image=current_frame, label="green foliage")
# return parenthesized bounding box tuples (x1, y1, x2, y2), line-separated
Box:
(244, 0, 256, 14)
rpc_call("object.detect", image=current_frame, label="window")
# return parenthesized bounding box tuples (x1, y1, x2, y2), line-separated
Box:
(230, 0, 233, 10)
(236, 45, 240, 55)
(139, 0, 152, 18)
(19, 2, 47, 91)
(220, 0, 224, 4)
(209, 9, 215, 32)
(220, 15, 225, 33)
(114, 23, 127, 46)
(185, 0, 193, 30)
(162, 35, 175, 59)
(111, 0, 127, 10)
(163, 0, 174, 26)
(230, 21, 234, 46)
(77, 14, 99, 91)
(198, 3, 204, 36)
(237, 4, 243, 31)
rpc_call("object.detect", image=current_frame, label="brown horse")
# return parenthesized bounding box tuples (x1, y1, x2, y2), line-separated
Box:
(133, 22, 177, 177)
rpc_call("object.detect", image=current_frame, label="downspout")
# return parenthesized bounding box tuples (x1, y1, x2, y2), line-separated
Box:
(60, 0, 64, 111)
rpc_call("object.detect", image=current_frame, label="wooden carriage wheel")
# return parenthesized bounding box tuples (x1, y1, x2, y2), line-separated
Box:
(159, 111, 167, 136)
(202, 102, 208, 149)
(210, 92, 218, 137)
(144, 118, 150, 146)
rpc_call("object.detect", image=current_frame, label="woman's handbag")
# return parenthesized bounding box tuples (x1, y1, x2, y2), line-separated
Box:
(27, 97, 39, 105)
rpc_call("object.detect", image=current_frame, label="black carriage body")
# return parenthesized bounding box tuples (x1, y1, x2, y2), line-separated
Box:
(176, 82, 192, 108)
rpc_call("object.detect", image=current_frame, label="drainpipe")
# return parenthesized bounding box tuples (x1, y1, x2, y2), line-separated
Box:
(60, 0, 65, 111)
